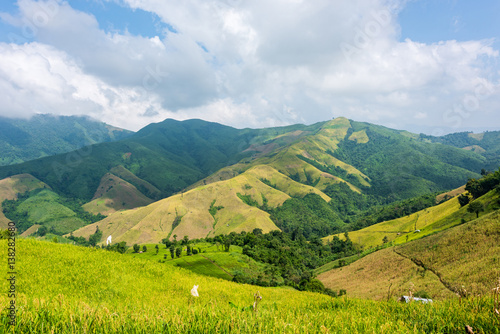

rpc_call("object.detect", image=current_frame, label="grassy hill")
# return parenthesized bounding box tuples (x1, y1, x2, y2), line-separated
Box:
(70, 165, 330, 244)
(318, 189, 500, 301)
(1, 117, 494, 242)
(82, 173, 153, 215)
(0, 174, 47, 228)
(318, 209, 500, 301)
(0, 114, 132, 166)
(0, 238, 498, 333)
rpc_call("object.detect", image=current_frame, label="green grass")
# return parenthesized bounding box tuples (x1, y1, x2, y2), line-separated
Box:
(125, 243, 261, 281)
(1, 239, 499, 333)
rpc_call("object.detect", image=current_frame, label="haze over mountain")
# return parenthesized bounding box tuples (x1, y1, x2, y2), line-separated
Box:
(0, 114, 132, 166)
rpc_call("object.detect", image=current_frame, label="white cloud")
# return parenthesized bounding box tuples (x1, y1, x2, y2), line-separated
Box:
(0, 0, 498, 133)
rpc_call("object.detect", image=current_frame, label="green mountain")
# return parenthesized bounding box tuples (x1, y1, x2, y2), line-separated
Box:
(419, 130, 500, 171)
(0, 114, 133, 166)
(0, 118, 305, 202)
(68, 117, 497, 244)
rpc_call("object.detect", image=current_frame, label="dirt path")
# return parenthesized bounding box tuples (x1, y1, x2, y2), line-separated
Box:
(393, 247, 457, 295)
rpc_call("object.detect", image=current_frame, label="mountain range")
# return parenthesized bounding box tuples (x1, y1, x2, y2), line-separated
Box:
(1, 116, 498, 244)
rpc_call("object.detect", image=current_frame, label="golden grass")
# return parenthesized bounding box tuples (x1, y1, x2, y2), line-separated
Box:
(317, 247, 455, 300)
(323, 197, 461, 249)
(348, 130, 369, 144)
(82, 173, 153, 215)
(74, 166, 329, 244)
(397, 210, 500, 296)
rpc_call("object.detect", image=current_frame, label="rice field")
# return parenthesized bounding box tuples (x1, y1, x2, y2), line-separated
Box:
(1, 239, 499, 333)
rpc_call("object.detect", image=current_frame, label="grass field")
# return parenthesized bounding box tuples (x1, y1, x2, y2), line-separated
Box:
(124, 242, 265, 282)
(1, 239, 499, 333)
(318, 209, 500, 301)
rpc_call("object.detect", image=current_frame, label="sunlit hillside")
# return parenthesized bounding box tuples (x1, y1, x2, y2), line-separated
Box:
(71, 165, 332, 244)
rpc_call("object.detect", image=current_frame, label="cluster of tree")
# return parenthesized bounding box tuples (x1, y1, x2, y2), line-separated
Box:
(204, 229, 356, 295)
(269, 193, 344, 239)
(464, 168, 500, 200)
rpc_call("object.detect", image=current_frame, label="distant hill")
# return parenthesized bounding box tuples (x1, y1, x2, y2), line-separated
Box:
(0, 114, 133, 166)
(419, 130, 500, 171)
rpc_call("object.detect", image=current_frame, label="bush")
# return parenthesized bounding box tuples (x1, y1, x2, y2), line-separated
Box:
(414, 290, 430, 299)
(133, 244, 140, 253)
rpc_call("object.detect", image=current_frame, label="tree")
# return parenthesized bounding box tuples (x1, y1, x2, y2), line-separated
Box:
(467, 201, 484, 218)
(169, 245, 175, 259)
(89, 226, 103, 247)
(252, 228, 263, 235)
(382, 236, 389, 244)
(133, 244, 140, 253)
(182, 235, 189, 245)
(142, 245, 147, 252)
(155, 244, 159, 255)
(458, 193, 471, 207)
(175, 247, 182, 258)
(36, 225, 48, 237)
(192, 248, 198, 255)
(224, 237, 231, 252)
(186, 245, 192, 256)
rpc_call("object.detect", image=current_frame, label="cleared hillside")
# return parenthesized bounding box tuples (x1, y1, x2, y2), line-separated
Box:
(318, 195, 500, 300)
(71, 165, 329, 244)
(82, 173, 153, 215)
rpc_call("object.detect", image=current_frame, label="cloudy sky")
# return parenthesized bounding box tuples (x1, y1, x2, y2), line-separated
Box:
(0, 0, 499, 135)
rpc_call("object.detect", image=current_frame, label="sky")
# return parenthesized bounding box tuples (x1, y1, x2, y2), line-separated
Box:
(0, 0, 499, 135)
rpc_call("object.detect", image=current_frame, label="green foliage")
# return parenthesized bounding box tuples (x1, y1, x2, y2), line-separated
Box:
(465, 168, 500, 199)
(88, 227, 103, 247)
(208, 199, 224, 217)
(142, 245, 147, 252)
(467, 201, 484, 218)
(133, 244, 140, 253)
(270, 193, 344, 239)
(106, 241, 127, 254)
(236, 193, 259, 207)
(458, 193, 471, 207)
(175, 247, 182, 258)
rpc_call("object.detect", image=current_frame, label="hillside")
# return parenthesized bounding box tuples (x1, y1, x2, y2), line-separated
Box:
(71, 165, 332, 244)
(82, 173, 153, 215)
(0, 239, 498, 333)
(0, 119, 305, 202)
(193, 117, 484, 202)
(420, 130, 500, 171)
(0, 114, 132, 166)
(0, 174, 48, 229)
(318, 189, 500, 300)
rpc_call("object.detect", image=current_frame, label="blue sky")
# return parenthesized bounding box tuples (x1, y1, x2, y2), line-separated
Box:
(0, 0, 498, 134)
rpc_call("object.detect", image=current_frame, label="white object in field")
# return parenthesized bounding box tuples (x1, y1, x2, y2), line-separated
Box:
(106, 235, 112, 245)
(191, 285, 199, 297)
